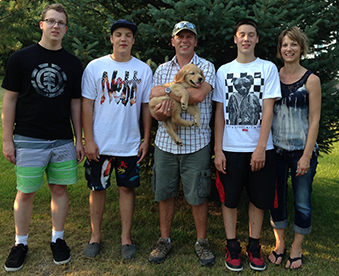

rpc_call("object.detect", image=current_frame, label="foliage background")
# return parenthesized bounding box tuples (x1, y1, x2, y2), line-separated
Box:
(1, 0, 338, 153)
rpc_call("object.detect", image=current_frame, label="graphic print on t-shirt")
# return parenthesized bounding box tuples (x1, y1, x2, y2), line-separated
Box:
(225, 72, 263, 125)
(100, 70, 141, 106)
(31, 63, 67, 98)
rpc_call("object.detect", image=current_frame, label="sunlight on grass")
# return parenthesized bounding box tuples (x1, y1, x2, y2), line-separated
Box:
(0, 144, 338, 275)
(0, 76, 338, 275)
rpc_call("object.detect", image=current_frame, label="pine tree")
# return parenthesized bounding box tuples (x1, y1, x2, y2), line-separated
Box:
(143, 0, 339, 153)
(0, 0, 46, 74)
(1, 0, 338, 152)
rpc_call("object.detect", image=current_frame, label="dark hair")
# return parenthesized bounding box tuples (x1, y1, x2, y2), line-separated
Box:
(277, 26, 309, 58)
(234, 18, 259, 35)
(41, 3, 68, 24)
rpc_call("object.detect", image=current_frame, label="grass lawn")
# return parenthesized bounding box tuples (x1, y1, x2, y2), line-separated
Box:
(0, 80, 338, 275)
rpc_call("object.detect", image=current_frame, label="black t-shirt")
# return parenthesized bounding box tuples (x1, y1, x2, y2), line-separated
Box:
(2, 43, 83, 140)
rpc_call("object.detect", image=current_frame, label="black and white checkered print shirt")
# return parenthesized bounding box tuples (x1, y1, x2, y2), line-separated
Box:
(153, 54, 215, 154)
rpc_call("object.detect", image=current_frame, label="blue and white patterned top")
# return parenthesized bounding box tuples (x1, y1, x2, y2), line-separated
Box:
(272, 70, 318, 153)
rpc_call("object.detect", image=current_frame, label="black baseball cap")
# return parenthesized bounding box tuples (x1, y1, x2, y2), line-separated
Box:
(110, 19, 138, 36)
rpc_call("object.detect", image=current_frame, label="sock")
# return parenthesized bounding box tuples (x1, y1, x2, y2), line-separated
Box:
(164, 237, 171, 243)
(248, 237, 259, 247)
(227, 238, 238, 247)
(52, 229, 64, 243)
(15, 234, 28, 246)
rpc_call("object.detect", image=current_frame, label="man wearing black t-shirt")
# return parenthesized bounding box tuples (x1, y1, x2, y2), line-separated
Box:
(2, 3, 84, 272)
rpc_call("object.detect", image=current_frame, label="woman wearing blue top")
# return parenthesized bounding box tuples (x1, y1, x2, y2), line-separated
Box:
(268, 27, 321, 269)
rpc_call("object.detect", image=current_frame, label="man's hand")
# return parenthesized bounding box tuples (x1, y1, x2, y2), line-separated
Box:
(3, 140, 16, 164)
(75, 140, 85, 164)
(137, 141, 149, 164)
(85, 140, 100, 162)
(214, 150, 226, 174)
(250, 147, 266, 172)
(152, 99, 174, 121)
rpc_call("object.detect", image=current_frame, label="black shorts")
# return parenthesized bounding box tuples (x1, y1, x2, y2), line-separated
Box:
(216, 150, 276, 210)
(84, 155, 140, 191)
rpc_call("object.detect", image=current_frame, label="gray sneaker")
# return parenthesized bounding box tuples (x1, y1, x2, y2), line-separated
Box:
(121, 243, 136, 260)
(84, 241, 100, 258)
(149, 238, 172, 264)
(195, 238, 215, 266)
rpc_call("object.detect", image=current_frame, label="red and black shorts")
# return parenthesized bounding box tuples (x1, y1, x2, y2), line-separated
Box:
(215, 150, 276, 210)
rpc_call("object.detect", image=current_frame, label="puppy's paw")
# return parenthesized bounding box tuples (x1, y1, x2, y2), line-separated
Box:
(194, 121, 201, 127)
(176, 140, 183, 147)
(181, 102, 188, 110)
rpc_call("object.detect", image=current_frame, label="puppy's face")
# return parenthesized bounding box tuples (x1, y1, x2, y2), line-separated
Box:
(174, 64, 205, 87)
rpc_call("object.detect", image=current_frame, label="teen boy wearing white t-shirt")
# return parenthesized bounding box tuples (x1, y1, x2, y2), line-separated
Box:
(213, 18, 281, 272)
(81, 19, 152, 260)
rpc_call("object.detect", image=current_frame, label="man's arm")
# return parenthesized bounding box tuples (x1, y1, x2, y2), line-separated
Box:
(82, 97, 99, 161)
(137, 103, 152, 164)
(71, 98, 85, 164)
(214, 102, 226, 174)
(250, 98, 275, 172)
(2, 90, 19, 164)
(150, 82, 212, 104)
(185, 82, 213, 103)
(149, 80, 212, 121)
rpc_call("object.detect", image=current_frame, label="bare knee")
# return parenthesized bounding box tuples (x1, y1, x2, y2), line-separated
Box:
(15, 190, 36, 203)
(119, 186, 135, 196)
(49, 184, 68, 198)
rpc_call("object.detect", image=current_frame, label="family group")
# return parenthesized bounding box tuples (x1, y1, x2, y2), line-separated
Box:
(2, 3, 321, 273)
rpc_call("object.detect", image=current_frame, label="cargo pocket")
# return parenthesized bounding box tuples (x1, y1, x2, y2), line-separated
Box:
(198, 168, 212, 197)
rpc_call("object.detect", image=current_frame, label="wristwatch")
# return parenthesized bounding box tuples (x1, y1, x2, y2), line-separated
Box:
(165, 87, 171, 97)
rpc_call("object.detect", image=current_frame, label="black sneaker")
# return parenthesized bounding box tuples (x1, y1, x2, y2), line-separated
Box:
(4, 244, 28, 272)
(51, 238, 71, 265)
(246, 243, 266, 271)
(225, 240, 243, 272)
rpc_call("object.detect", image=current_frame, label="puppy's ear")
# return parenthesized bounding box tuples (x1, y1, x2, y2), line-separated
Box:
(174, 68, 187, 83)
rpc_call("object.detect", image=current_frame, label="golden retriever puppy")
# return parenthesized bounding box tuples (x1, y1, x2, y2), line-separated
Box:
(149, 64, 204, 146)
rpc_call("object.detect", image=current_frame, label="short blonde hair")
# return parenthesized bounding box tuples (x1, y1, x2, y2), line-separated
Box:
(277, 27, 309, 58)
(41, 3, 68, 24)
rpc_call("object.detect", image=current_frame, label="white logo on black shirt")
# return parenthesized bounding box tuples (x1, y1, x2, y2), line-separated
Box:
(31, 63, 67, 98)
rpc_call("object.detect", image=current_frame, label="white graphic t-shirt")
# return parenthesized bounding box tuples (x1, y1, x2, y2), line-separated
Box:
(82, 55, 153, 156)
(213, 58, 281, 152)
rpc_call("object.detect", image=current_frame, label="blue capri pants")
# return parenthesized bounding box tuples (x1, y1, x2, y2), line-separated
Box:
(270, 149, 318, 235)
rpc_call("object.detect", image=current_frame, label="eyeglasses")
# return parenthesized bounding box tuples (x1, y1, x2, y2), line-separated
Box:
(174, 22, 196, 31)
(43, 19, 66, 28)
